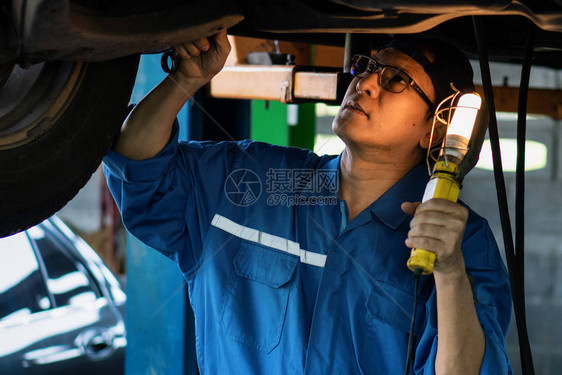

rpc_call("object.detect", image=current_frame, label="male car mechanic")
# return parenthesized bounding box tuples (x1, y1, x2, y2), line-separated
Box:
(103, 30, 512, 374)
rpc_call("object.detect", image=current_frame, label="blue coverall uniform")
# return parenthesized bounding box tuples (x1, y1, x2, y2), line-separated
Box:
(103, 123, 512, 374)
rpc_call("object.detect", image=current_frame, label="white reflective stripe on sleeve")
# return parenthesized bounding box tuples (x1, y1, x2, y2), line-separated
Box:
(211, 213, 326, 268)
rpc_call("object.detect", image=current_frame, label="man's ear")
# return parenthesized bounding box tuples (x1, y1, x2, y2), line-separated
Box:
(419, 123, 446, 150)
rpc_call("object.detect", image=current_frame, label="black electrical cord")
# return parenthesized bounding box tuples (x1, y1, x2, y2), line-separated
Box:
(516, 21, 536, 316)
(515, 21, 537, 373)
(472, 16, 535, 374)
(404, 270, 421, 375)
(472, 16, 517, 309)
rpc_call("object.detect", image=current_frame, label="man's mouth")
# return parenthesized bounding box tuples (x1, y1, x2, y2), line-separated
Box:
(345, 101, 367, 117)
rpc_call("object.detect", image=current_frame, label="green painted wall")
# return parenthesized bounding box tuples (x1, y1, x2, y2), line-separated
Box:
(251, 100, 316, 150)
(289, 103, 316, 150)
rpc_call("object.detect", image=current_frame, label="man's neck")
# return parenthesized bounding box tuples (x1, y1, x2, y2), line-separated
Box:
(338, 147, 420, 221)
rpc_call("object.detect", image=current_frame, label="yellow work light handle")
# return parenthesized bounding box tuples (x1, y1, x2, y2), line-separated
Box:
(407, 162, 461, 275)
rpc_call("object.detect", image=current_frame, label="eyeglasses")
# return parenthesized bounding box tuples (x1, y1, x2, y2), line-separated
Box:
(350, 54, 434, 110)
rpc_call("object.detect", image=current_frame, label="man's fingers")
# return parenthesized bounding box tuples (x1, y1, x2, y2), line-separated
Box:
(408, 222, 445, 238)
(172, 40, 209, 59)
(404, 200, 468, 274)
(192, 37, 210, 52)
(183, 41, 204, 57)
(405, 226, 460, 254)
(410, 210, 465, 230)
(401, 201, 421, 216)
(170, 30, 230, 81)
(212, 29, 231, 56)
(415, 198, 468, 217)
(408, 199, 468, 228)
(405, 235, 442, 251)
(172, 44, 191, 60)
(172, 30, 230, 62)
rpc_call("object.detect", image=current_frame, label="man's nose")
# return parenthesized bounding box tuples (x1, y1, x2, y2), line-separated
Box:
(355, 72, 382, 99)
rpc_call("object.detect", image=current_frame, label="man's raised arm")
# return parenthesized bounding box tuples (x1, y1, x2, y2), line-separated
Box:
(113, 30, 231, 160)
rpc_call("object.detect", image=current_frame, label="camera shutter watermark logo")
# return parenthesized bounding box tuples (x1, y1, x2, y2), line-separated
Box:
(224, 169, 262, 206)
(265, 168, 339, 206)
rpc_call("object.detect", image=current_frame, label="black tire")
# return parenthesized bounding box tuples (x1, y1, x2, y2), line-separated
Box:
(0, 55, 139, 237)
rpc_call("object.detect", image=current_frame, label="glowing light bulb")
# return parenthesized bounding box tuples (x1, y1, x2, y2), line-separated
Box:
(442, 93, 481, 162)
(447, 93, 481, 141)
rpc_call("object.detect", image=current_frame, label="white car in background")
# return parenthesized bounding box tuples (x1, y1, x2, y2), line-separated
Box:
(0, 216, 126, 374)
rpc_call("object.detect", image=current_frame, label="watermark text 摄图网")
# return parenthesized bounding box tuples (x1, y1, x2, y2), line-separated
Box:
(266, 168, 338, 194)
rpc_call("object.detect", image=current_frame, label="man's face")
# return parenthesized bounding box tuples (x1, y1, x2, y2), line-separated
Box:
(332, 47, 437, 162)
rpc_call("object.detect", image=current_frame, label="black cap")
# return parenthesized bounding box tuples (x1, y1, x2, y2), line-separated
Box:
(379, 36, 475, 106)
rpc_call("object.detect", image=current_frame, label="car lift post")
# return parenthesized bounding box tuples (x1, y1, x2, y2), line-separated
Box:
(124, 53, 197, 375)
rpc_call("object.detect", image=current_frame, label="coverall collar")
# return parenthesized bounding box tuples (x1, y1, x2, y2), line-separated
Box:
(326, 152, 430, 230)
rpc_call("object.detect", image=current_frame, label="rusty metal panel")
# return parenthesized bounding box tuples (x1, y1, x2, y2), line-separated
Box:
(293, 72, 339, 101)
(475, 85, 562, 119)
(210, 65, 350, 104)
(314, 45, 346, 67)
(210, 65, 295, 102)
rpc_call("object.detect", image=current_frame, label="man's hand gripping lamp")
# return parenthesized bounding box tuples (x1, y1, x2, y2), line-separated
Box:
(407, 91, 482, 275)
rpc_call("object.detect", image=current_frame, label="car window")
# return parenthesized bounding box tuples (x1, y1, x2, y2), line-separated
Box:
(0, 232, 51, 321)
(48, 217, 126, 304)
(30, 228, 100, 308)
